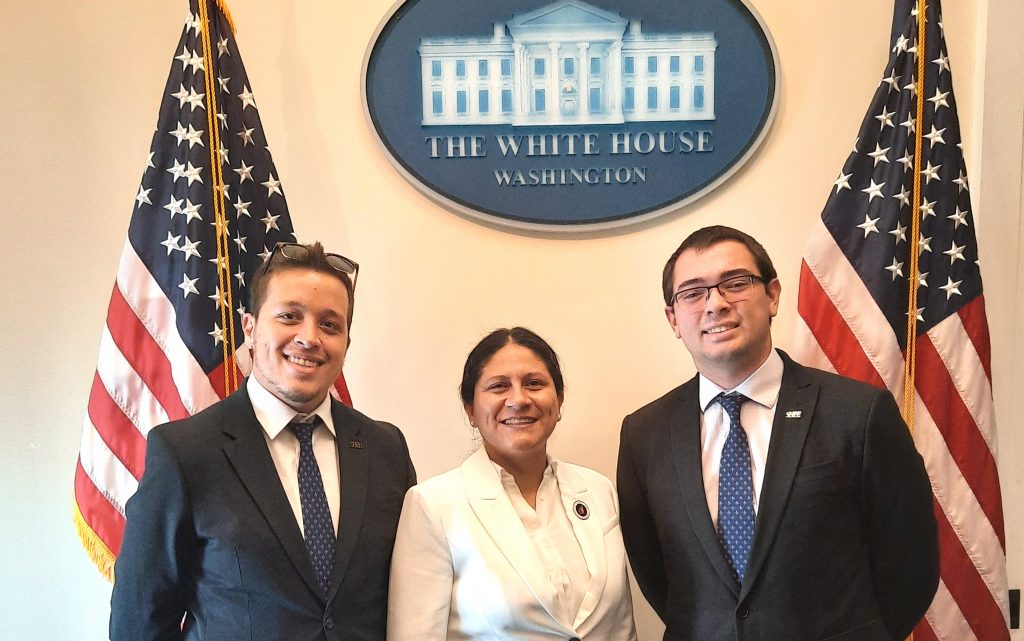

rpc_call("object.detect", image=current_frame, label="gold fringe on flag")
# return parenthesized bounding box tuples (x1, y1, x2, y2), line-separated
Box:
(73, 500, 116, 582)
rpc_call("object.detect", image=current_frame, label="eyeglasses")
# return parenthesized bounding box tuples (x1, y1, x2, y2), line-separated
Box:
(268, 242, 359, 289)
(670, 274, 766, 308)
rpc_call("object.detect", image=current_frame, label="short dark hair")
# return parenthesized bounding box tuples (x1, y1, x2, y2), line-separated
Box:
(661, 225, 778, 305)
(249, 242, 356, 328)
(459, 327, 565, 406)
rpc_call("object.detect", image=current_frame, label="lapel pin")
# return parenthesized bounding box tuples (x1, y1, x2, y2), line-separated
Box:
(572, 500, 590, 520)
(785, 411, 802, 419)
(349, 440, 363, 449)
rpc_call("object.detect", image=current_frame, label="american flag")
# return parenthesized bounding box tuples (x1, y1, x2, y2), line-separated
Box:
(73, 0, 351, 579)
(795, 0, 1009, 639)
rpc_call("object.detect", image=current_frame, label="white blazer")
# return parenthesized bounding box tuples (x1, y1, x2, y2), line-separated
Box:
(388, 447, 636, 641)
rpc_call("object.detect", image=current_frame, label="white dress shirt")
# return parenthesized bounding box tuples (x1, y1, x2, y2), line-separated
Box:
(699, 349, 783, 528)
(493, 460, 592, 627)
(247, 376, 340, 535)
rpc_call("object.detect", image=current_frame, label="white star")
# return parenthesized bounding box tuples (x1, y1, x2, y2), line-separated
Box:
(178, 273, 200, 298)
(164, 194, 183, 219)
(233, 196, 252, 217)
(207, 319, 224, 344)
(928, 88, 950, 110)
(238, 127, 255, 146)
(948, 206, 969, 229)
(180, 237, 202, 261)
(234, 234, 248, 251)
(184, 125, 205, 149)
(182, 198, 202, 223)
(885, 257, 904, 281)
(920, 161, 941, 184)
(209, 254, 228, 273)
(923, 125, 946, 146)
(262, 173, 282, 197)
(953, 170, 968, 192)
(217, 75, 231, 93)
(904, 79, 918, 98)
(238, 86, 257, 110)
(186, 13, 202, 34)
(857, 214, 880, 238)
(258, 246, 274, 262)
(217, 111, 228, 129)
(174, 47, 192, 70)
(940, 276, 962, 300)
(897, 150, 914, 172)
(219, 147, 229, 165)
(919, 197, 936, 218)
(187, 52, 205, 74)
(215, 183, 231, 202)
(899, 115, 916, 135)
(160, 231, 181, 255)
(893, 34, 909, 54)
(944, 241, 966, 264)
(875, 107, 895, 129)
(135, 185, 152, 209)
(918, 235, 932, 254)
(894, 185, 911, 208)
(918, 272, 929, 287)
(861, 180, 885, 202)
(890, 221, 908, 244)
(852, 137, 860, 154)
(880, 71, 899, 91)
(171, 84, 190, 107)
(166, 159, 186, 181)
(234, 161, 254, 183)
(146, 151, 155, 169)
(234, 266, 247, 287)
(834, 172, 852, 193)
(236, 303, 247, 318)
(912, 307, 925, 322)
(169, 122, 189, 145)
(933, 51, 950, 74)
(262, 212, 281, 232)
(185, 88, 206, 112)
(868, 143, 891, 166)
(217, 36, 231, 58)
(183, 162, 204, 186)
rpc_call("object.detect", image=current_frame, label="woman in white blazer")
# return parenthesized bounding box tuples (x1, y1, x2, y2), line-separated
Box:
(388, 328, 636, 641)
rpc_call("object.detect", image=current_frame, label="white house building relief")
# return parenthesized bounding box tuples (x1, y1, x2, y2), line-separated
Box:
(418, 0, 717, 126)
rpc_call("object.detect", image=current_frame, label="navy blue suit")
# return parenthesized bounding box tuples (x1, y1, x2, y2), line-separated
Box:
(110, 385, 416, 641)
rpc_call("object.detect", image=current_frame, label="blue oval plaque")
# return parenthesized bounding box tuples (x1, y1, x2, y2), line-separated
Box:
(363, 0, 779, 233)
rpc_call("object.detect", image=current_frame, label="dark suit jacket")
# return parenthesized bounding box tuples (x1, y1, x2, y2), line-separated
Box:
(617, 351, 938, 641)
(110, 385, 416, 641)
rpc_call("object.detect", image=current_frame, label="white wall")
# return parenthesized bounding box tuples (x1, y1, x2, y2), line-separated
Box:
(1, 0, 1020, 639)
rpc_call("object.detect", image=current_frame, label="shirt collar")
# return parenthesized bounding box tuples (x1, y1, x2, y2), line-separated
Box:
(698, 348, 783, 412)
(246, 376, 336, 440)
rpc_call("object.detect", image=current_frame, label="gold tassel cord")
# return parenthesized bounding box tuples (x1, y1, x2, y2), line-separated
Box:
(903, 0, 928, 433)
(197, 0, 239, 394)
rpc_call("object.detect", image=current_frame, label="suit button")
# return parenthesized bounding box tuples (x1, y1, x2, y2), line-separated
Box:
(324, 616, 334, 630)
(738, 606, 750, 619)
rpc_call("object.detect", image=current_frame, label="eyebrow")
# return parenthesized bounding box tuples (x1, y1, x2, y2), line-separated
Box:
(674, 268, 757, 291)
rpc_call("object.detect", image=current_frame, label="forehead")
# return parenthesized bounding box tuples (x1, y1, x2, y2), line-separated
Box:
(261, 268, 350, 312)
(671, 240, 758, 288)
(480, 343, 549, 377)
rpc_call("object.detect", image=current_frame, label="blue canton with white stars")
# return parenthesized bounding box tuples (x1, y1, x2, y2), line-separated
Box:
(821, 0, 982, 347)
(716, 392, 755, 582)
(289, 417, 336, 597)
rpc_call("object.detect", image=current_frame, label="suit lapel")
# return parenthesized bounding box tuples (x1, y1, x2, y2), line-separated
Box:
(669, 378, 742, 596)
(554, 463, 607, 629)
(462, 448, 563, 624)
(741, 356, 818, 599)
(326, 401, 367, 604)
(220, 388, 322, 599)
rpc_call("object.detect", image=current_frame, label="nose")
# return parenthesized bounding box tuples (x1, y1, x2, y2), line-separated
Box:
(505, 383, 531, 408)
(293, 319, 323, 348)
(704, 285, 730, 313)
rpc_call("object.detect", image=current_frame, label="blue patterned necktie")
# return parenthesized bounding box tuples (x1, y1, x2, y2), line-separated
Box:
(289, 416, 336, 597)
(716, 392, 755, 582)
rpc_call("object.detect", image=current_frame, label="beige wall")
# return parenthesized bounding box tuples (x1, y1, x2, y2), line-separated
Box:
(1, 0, 1020, 638)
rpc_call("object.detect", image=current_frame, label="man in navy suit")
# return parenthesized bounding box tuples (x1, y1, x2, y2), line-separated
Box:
(110, 242, 416, 641)
(617, 226, 938, 641)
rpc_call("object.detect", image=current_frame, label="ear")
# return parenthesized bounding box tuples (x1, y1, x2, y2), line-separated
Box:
(665, 305, 682, 339)
(463, 402, 475, 424)
(242, 312, 257, 348)
(766, 278, 782, 318)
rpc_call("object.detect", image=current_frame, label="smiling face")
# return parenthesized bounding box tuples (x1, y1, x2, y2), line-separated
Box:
(665, 240, 781, 389)
(242, 267, 349, 412)
(465, 343, 563, 471)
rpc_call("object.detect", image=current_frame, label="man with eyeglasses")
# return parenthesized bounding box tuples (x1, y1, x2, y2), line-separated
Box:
(617, 226, 938, 641)
(111, 242, 416, 641)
